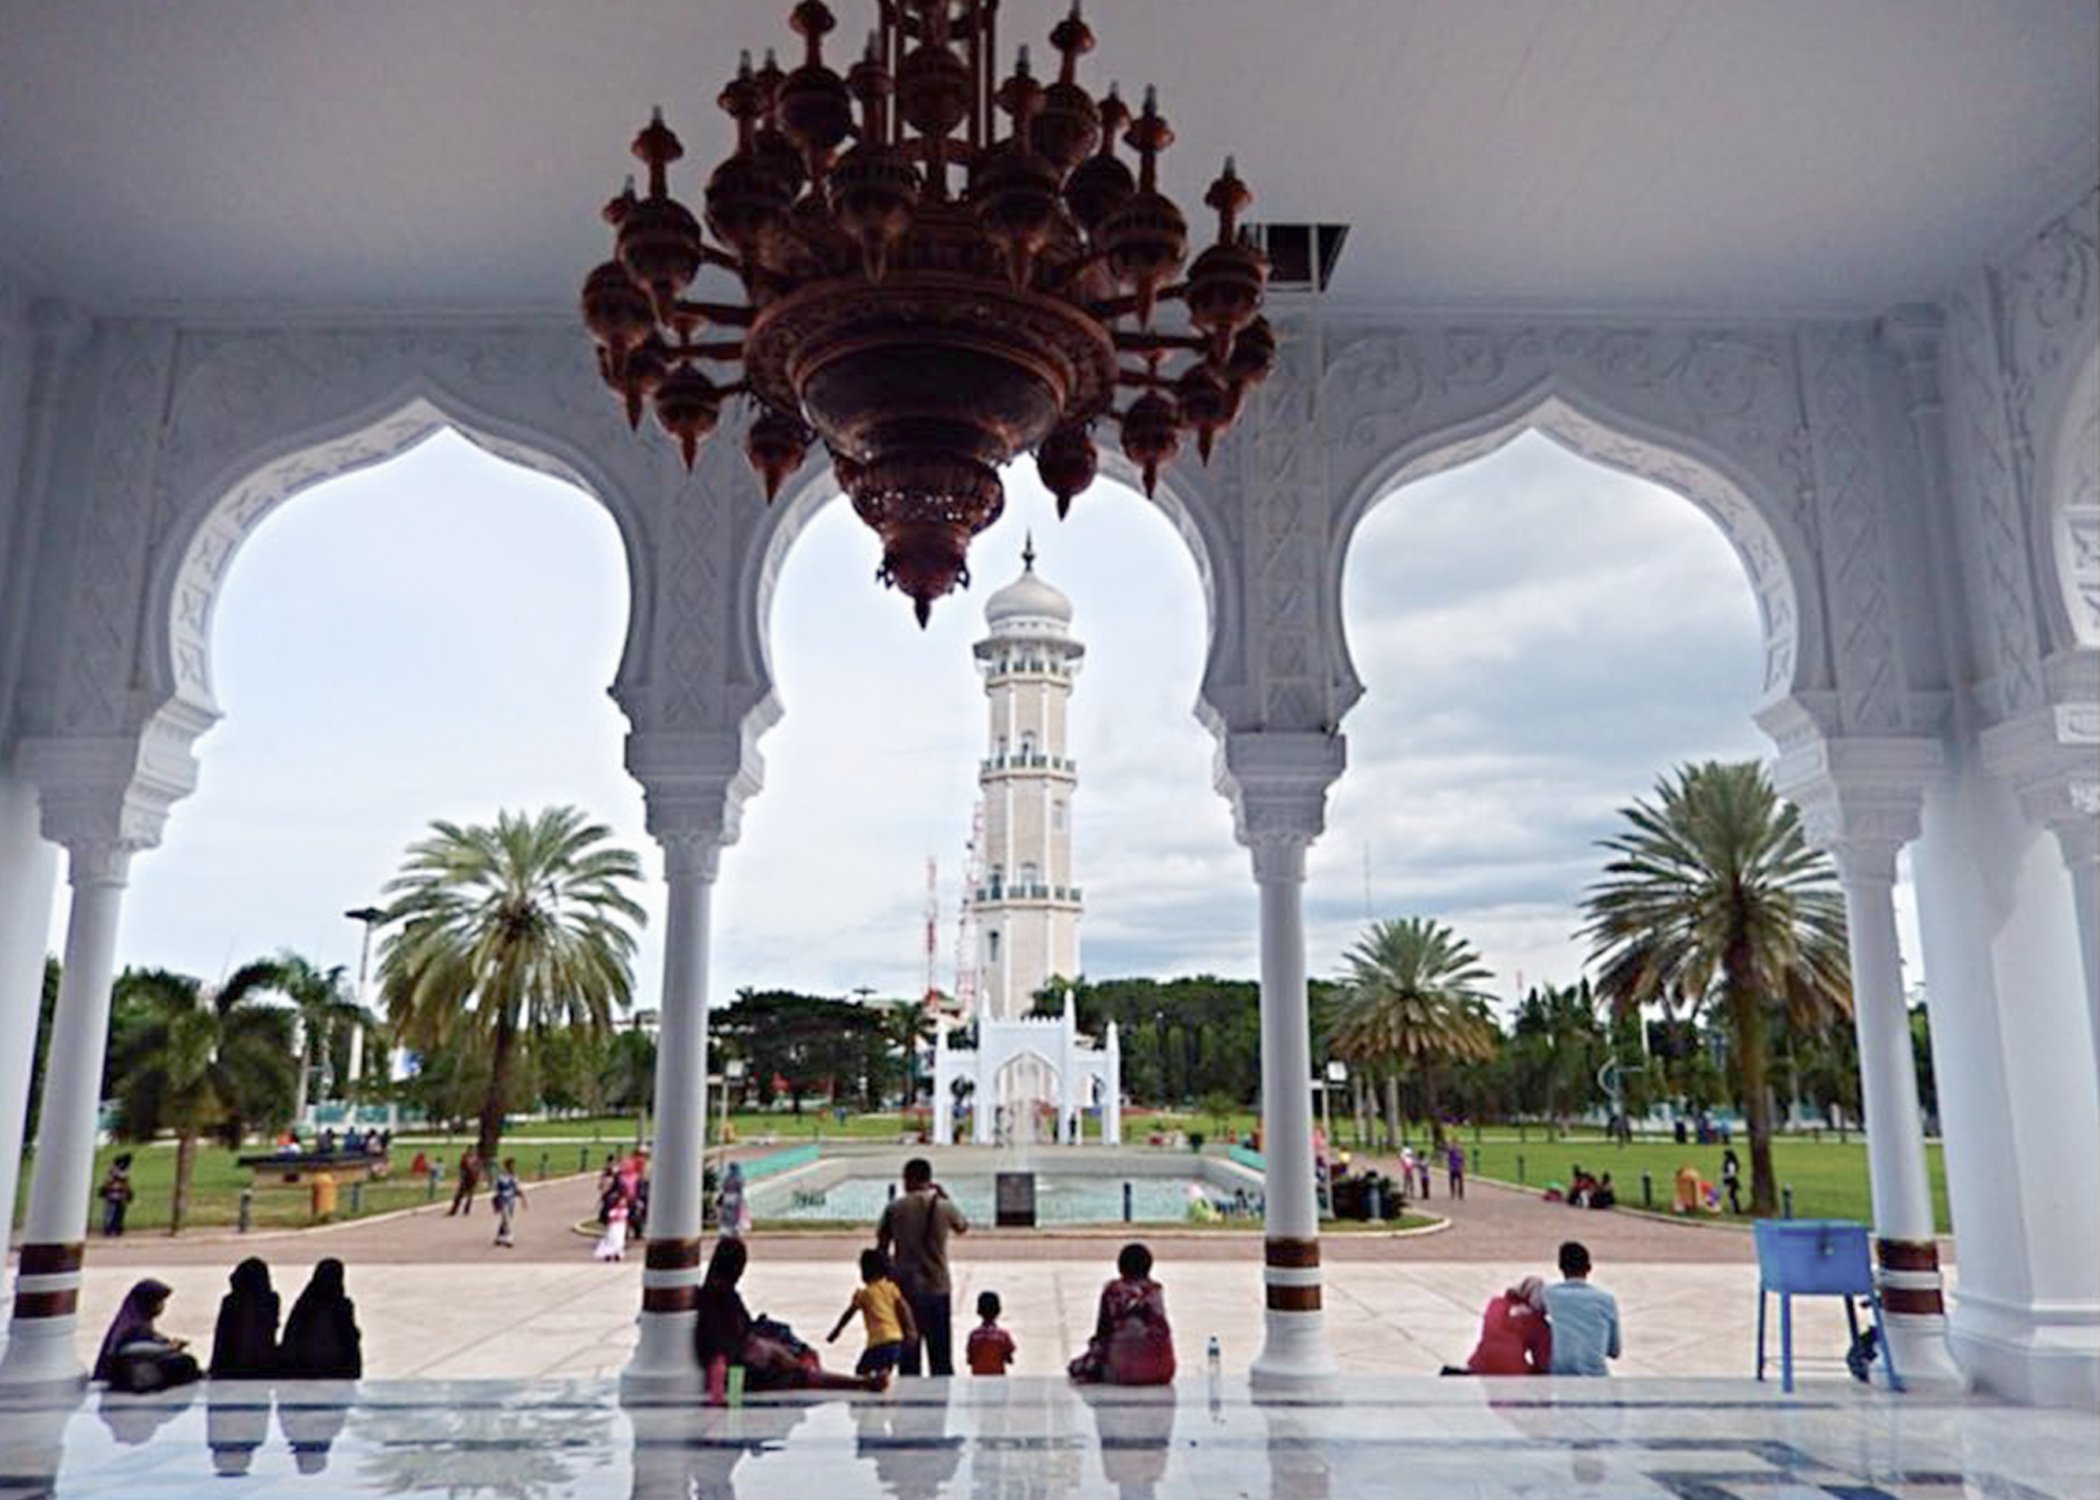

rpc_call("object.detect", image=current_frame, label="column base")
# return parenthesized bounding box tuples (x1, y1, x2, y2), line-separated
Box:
(1950, 1292, 2100, 1408)
(621, 1309, 703, 1398)
(0, 1315, 87, 1392)
(1249, 1309, 1336, 1391)
(1881, 1312, 1968, 1394)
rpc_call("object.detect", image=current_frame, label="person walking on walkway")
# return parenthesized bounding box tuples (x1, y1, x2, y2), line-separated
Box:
(491, 1157, 527, 1247)
(1446, 1142, 1466, 1200)
(876, 1157, 968, 1376)
(1543, 1241, 1621, 1376)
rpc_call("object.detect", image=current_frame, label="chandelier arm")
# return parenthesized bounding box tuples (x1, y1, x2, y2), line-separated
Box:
(1040, 248, 1109, 294)
(670, 300, 756, 328)
(669, 340, 747, 363)
(1114, 330, 1206, 355)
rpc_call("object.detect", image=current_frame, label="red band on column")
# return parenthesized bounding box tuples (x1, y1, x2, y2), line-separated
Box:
(641, 1285, 700, 1314)
(16, 1242, 84, 1276)
(1265, 1284, 1322, 1311)
(644, 1238, 703, 1271)
(1264, 1237, 1321, 1269)
(12, 1288, 79, 1319)
(1880, 1285, 1945, 1316)
(1875, 1238, 1940, 1273)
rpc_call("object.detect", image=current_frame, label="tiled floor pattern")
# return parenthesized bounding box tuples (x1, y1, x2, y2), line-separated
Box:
(1, 1377, 2091, 1500)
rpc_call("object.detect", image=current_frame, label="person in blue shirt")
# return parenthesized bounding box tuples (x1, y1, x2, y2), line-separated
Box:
(1542, 1241, 1622, 1375)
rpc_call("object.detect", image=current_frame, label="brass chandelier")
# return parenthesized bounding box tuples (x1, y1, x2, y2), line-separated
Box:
(582, 0, 1273, 623)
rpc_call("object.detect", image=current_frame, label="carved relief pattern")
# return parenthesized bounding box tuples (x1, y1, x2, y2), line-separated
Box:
(143, 326, 661, 719)
(656, 409, 743, 733)
(2063, 403, 2100, 643)
(57, 326, 177, 734)
(1797, 326, 1906, 731)
(1316, 321, 1814, 701)
(1943, 285, 2044, 721)
(1243, 326, 1330, 731)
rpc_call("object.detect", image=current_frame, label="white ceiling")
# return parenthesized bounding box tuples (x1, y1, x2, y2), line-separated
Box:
(1, 0, 2093, 316)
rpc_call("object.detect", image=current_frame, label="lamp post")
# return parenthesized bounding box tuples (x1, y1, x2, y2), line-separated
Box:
(344, 906, 386, 1130)
(629, 1008, 660, 1151)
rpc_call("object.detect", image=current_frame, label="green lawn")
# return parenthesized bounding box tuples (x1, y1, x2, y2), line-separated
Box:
(1444, 1133, 1950, 1233)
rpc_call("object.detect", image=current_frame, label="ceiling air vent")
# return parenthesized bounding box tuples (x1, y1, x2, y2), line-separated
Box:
(1248, 223, 1350, 293)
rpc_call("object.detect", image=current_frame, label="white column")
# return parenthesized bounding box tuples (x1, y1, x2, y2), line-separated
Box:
(1249, 828, 1332, 1384)
(1104, 1023, 1122, 1145)
(1912, 765, 2100, 1407)
(1223, 734, 1344, 1388)
(0, 842, 132, 1390)
(932, 1026, 953, 1144)
(2047, 814, 2100, 1085)
(623, 831, 719, 1391)
(0, 774, 59, 1288)
(1830, 837, 1965, 1391)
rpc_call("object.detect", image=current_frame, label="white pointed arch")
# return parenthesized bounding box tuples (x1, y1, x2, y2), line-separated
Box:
(1325, 380, 1817, 727)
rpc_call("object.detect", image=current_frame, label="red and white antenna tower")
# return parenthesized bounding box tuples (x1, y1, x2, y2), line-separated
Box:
(952, 799, 986, 1018)
(922, 856, 941, 1009)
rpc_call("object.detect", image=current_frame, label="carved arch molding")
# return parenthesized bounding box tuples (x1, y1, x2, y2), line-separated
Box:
(1311, 320, 1867, 730)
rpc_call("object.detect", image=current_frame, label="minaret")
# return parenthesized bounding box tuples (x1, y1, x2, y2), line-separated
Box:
(972, 536, 1083, 1020)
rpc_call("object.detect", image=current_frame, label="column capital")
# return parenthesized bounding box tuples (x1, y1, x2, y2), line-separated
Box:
(1215, 732, 1346, 884)
(626, 729, 765, 857)
(14, 718, 205, 864)
(1767, 729, 1940, 876)
(1981, 700, 2100, 844)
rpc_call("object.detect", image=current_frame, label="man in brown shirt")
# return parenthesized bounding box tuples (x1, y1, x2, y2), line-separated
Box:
(876, 1157, 969, 1376)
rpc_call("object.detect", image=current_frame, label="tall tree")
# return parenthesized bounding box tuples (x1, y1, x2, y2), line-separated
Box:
(106, 964, 297, 1234)
(1326, 917, 1498, 1140)
(272, 952, 367, 1122)
(1579, 760, 1852, 1215)
(377, 806, 646, 1163)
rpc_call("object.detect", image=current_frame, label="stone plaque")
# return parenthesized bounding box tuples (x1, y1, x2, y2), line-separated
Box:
(995, 1171, 1037, 1228)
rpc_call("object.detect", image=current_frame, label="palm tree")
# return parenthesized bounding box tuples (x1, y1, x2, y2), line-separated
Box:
(377, 806, 646, 1164)
(1578, 760, 1851, 1216)
(273, 952, 368, 1123)
(107, 963, 297, 1234)
(1327, 917, 1498, 1145)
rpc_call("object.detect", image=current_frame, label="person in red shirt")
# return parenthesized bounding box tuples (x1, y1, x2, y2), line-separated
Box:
(966, 1290, 1015, 1376)
(1451, 1276, 1552, 1375)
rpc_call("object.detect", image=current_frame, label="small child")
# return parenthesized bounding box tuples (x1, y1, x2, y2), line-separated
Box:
(594, 1196, 628, 1261)
(827, 1249, 915, 1388)
(966, 1290, 1015, 1376)
(491, 1157, 527, 1248)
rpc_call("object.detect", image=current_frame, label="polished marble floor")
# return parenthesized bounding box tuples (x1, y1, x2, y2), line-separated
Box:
(0, 1375, 2091, 1500)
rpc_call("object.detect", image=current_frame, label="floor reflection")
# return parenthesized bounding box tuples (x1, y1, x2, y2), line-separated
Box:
(1078, 1386, 1179, 1500)
(626, 1397, 810, 1500)
(205, 1387, 270, 1476)
(854, 1394, 965, 1500)
(354, 1391, 613, 1499)
(95, 1383, 194, 1446)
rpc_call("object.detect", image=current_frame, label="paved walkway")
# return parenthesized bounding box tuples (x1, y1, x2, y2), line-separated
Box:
(19, 1163, 1929, 1384)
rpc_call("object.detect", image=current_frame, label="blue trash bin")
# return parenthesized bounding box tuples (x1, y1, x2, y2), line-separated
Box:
(1752, 1219, 1902, 1393)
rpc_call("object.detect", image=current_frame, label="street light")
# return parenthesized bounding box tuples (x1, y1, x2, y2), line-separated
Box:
(344, 906, 387, 1129)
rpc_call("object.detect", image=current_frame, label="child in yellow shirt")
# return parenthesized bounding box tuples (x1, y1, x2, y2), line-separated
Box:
(827, 1249, 917, 1387)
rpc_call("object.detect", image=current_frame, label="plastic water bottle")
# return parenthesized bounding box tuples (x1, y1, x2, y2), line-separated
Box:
(1206, 1336, 1221, 1375)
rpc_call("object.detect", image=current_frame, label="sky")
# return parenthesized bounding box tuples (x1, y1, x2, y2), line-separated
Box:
(78, 427, 1925, 1016)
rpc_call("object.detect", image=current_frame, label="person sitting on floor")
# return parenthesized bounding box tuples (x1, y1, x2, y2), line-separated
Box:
(208, 1258, 280, 1379)
(694, 1238, 878, 1397)
(1443, 1275, 1552, 1376)
(1068, 1242, 1176, 1386)
(1590, 1173, 1618, 1211)
(94, 1279, 201, 1393)
(280, 1258, 362, 1378)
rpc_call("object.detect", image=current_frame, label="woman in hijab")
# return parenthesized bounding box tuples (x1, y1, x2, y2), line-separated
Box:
(1068, 1242, 1177, 1386)
(1451, 1275, 1552, 1375)
(208, 1257, 280, 1379)
(716, 1162, 749, 1239)
(693, 1238, 872, 1397)
(93, 1278, 201, 1392)
(280, 1259, 362, 1378)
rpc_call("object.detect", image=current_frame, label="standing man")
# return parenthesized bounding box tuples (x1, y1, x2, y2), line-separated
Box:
(876, 1157, 969, 1376)
(449, 1148, 482, 1216)
(1446, 1141, 1465, 1201)
(1543, 1240, 1622, 1375)
(99, 1153, 136, 1237)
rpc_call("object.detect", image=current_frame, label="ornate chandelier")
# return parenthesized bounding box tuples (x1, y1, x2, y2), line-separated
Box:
(582, 0, 1273, 623)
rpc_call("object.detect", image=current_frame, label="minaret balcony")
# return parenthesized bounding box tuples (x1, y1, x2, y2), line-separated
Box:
(972, 882, 1083, 906)
(979, 752, 1079, 777)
